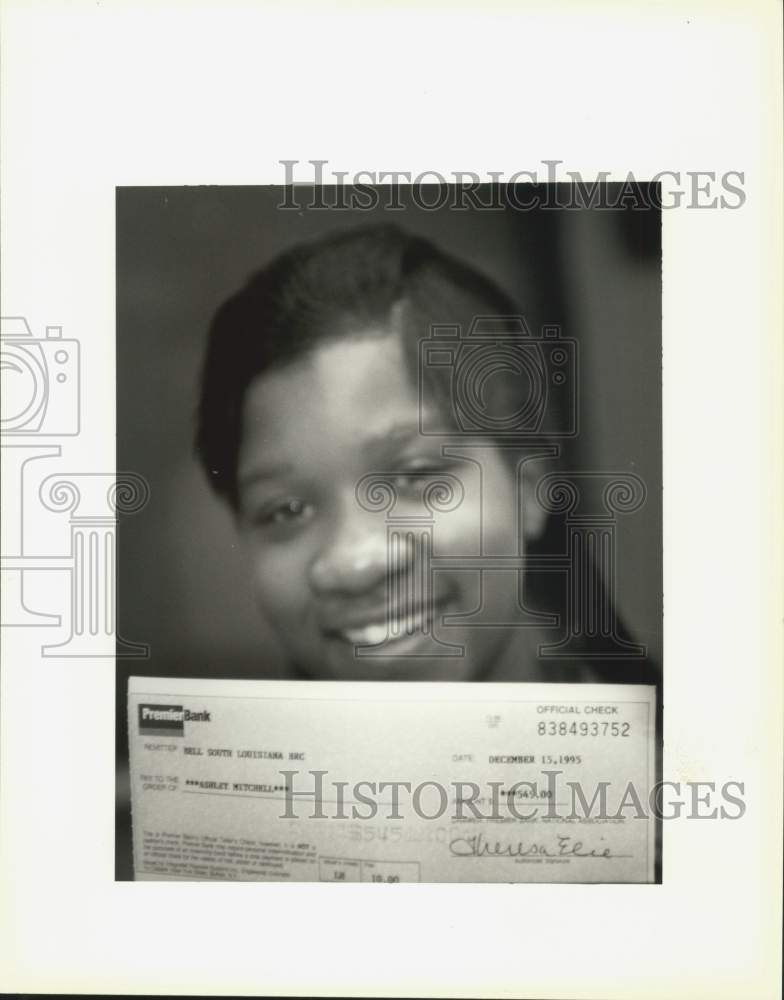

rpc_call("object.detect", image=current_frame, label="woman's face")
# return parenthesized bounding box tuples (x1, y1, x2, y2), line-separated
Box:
(236, 331, 529, 681)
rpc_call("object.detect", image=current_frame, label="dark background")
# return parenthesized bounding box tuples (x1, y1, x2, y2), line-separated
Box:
(115, 185, 662, 878)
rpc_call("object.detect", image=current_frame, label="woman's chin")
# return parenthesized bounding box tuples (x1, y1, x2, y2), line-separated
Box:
(292, 632, 499, 682)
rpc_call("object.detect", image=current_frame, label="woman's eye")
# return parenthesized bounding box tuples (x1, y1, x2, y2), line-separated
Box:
(255, 497, 314, 527)
(390, 472, 423, 495)
(392, 464, 454, 497)
(394, 471, 425, 487)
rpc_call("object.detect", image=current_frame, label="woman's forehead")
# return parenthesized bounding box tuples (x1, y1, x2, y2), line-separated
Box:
(251, 331, 416, 410)
(237, 332, 431, 479)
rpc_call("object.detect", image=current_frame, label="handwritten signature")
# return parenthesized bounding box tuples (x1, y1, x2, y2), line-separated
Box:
(448, 832, 617, 859)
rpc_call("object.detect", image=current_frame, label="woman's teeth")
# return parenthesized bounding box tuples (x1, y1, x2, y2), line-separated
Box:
(342, 622, 388, 645)
(341, 608, 433, 645)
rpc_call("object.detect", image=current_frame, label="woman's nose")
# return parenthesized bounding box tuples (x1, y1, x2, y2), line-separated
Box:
(308, 497, 407, 597)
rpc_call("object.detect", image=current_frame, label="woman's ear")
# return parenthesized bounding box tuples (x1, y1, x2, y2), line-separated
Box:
(520, 462, 549, 542)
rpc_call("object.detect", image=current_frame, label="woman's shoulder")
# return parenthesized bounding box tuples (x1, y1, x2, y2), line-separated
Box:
(480, 629, 661, 687)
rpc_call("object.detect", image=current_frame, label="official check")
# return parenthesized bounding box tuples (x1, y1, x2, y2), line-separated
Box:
(128, 677, 657, 883)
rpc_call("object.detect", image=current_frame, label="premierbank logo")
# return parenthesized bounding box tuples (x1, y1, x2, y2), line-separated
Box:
(138, 704, 211, 737)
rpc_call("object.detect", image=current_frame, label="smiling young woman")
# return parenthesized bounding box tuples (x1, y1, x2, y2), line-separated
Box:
(196, 222, 653, 686)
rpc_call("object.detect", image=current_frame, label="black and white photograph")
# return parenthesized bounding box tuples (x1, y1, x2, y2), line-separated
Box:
(115, 184, 663, 884)
(1, 1, 781, 997)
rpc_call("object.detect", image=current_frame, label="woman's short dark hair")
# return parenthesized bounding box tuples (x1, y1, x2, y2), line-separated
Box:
(196, 222, 523, 507)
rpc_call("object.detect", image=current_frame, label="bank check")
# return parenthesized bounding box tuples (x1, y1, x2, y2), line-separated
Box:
(128, 677, 657, 883)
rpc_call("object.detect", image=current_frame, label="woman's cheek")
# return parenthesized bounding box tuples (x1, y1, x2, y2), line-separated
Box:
(438, 518, 475, 557)
(434, 501, 490, 554)
(250, 547, 308, 623)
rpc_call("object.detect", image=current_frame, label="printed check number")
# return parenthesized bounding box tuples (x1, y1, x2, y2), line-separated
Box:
(128, 677, 657, 883)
